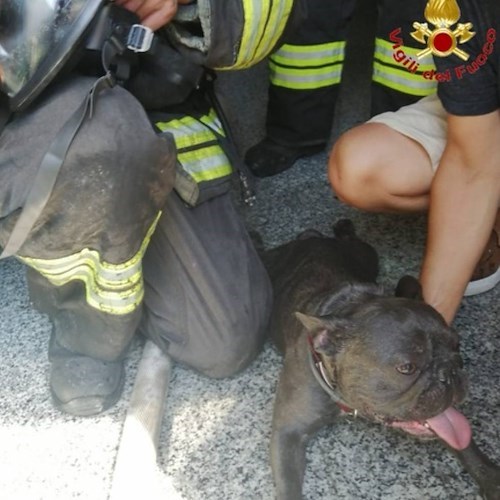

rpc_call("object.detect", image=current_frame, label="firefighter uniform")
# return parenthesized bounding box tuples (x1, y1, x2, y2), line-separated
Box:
(0, 0, 298, 416)
(245, 0, 437, 177)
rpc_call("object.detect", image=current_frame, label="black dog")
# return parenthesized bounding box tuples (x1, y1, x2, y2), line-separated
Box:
(263, 220, 500, 500)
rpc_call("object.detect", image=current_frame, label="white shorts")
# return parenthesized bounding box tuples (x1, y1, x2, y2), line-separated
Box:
(367, 93, 448, 171)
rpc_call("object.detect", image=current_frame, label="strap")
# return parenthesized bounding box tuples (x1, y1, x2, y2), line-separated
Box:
(202, 71, 257, 206)
(0, 74, 114, 260)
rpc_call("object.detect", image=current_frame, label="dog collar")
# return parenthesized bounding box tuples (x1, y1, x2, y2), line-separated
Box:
(307, 335, 358, 417)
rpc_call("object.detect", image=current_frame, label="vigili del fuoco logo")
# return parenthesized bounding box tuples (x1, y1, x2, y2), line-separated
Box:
(389, 0, 496, 82)
(411, 0, 475, 61)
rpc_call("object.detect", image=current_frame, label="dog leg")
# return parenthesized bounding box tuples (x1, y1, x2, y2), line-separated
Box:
(453, 439, 500, 500)
(270, 356, 338, 500)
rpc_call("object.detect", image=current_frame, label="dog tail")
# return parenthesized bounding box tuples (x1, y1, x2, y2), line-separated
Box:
(333, 219, 356, 239)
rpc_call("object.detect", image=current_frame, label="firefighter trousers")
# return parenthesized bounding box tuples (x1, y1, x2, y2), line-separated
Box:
(0, 75, 176, 363)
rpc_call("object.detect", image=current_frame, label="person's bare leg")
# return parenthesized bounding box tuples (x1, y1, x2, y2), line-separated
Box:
(328, 123, 434, 213)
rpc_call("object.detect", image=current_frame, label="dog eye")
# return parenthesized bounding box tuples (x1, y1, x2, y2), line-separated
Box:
(396, 363, 417, 375)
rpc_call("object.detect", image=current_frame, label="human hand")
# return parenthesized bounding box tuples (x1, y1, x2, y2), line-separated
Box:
(115, 0, 193, 31)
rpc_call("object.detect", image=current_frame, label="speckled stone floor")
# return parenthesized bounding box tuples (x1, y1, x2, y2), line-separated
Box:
(1, 48, 499, 500)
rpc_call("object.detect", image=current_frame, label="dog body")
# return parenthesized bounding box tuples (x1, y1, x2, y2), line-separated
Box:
(264, 221, 500, 500)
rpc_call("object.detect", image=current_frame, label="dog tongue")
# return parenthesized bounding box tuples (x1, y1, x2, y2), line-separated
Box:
(425, 407, 471, 450)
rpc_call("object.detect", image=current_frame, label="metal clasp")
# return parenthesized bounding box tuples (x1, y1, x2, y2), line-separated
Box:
(127, 24, 154, 52)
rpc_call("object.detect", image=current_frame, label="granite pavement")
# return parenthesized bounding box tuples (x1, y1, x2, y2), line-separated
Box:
(0, 53, 499, 500)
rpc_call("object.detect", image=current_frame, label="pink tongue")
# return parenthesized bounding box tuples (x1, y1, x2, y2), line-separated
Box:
(425, 407, 472, 450)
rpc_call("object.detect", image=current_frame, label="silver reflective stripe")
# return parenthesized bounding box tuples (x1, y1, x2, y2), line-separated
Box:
(374, 37, 435, 72)
(270, 41, 346, 68)
(372, 61, 437, 96)
(177, 148, 231, 182)
(269, 61, 343, 90)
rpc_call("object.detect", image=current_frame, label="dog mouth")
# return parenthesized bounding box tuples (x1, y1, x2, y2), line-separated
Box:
(386, 406, 471, 450)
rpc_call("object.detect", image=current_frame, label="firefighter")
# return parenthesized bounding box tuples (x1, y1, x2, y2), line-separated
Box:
(245, 0, 438, 178)
(0, 0, 298, 416)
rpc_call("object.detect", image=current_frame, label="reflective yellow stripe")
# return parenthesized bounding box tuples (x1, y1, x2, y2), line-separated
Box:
(373, 37, 437, 96)
(226, 0, 294, 69)
(269, 60, 343, 90)
(20, 213, 161, 315)
(239, 0, 269, 66)
(270, 41, 346, 67)
(255, 0, 294, 64)
(157, 117, 219, 150)
(199, 108, 223, 130)
(374, 38, 435, 72)
(268, 41, 345, 89)
(372, 61, 437, 96)
(178, 147, 232, 183)
(156, 111, 232, 182)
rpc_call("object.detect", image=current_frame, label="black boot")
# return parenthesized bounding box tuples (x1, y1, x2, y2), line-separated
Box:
(49, 337, 125, 417)
(245, 138, 324, 178)
(27, 270, 140, 417)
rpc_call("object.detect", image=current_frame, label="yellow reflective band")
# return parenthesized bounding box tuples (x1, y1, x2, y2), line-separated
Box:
(375, 38, 436, 72)
(199, 108, 224, 131)
(178, 146, 232, 183)
(237, 0, 269, 68)
(270, 41, 346, 68)
(20, 213, 162, 315)
(156, 111, 232, 183)
(372, 61, 437, 96)
(158, 126, 214, 151)
(253, 0, 294, 65)
(227, 0, 294, 70)
(156, 112, 225, 150)
(269, 60, 343, 90)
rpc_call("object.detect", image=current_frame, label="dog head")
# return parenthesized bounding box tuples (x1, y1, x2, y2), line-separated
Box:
(296, 276, 471, 450)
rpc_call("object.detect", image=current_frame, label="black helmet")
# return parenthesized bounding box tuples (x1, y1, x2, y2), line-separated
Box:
(0, 0, 151, 112)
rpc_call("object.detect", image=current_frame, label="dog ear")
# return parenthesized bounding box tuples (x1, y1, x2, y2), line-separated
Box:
(295, 312, 352, 355)
(395, 275, 423, 300)
(295, 312, 327, 332)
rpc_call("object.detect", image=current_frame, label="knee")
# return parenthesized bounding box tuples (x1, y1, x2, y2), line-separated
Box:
(196, 325, 267, 379)
(328, 126, 382, 210)
(153, 317, 268, 379)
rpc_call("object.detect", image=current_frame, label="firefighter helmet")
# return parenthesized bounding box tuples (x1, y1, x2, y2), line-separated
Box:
(0, 0, 120, 112)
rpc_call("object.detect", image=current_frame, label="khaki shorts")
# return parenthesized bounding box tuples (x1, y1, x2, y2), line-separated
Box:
(368, 93, 447, 171)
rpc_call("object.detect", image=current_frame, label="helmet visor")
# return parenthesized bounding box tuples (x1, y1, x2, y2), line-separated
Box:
(0, 0, 101, 110)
